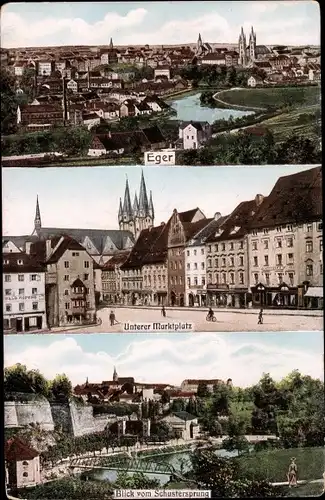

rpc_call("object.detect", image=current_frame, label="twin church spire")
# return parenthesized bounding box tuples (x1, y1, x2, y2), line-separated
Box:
(118, 171, 154, 239)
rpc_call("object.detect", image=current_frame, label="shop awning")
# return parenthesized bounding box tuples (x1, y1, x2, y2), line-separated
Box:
(305, 287, 323, 298)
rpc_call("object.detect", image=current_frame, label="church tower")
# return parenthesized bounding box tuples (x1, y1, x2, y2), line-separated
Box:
(113, 366, 118, 382)
(238, 27, 247, 67)
(33, 195, 42, 234)
(196, 33, 203, 54)
(118, 172, 154, 240)
(248, 26, 256, 62)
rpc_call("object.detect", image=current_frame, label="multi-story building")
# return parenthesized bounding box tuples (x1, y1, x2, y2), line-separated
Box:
(205, 195, 265, 308)
(180, 378, 232, 392)
(29, 236, 97, 327)
(248, 166, 322, 309)
(101, 251, 130, 304)
(185, 213, 227, 307)
(3, 252, 47, 333)
(179, 121, 212, 150)
(167, 208, 210, 307)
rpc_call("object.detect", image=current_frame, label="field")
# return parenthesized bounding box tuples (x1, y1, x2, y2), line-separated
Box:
(217, 86, 320, 110)
(258, 105, 320, 143)
(236, 447, 325, 483)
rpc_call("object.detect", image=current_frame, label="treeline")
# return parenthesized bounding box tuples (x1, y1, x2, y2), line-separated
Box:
(170, 371, 324, 449)
(179, 64, 266, 88)
(176, 132, 321, 165)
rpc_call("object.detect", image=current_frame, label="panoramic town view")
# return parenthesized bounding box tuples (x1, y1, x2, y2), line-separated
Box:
(3, 165, 323, 334)
(4, 332, 324, 498)
(0, 1, 321, 167)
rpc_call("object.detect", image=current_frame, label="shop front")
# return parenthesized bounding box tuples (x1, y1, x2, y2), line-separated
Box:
(206, 284, 250, 308)
(188, 287, 207, 307)
(251, 283, 298, 309)
(303, 285, 323, 309)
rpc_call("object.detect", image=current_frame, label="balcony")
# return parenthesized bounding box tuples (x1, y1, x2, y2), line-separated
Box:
(45, 272, 57, 284)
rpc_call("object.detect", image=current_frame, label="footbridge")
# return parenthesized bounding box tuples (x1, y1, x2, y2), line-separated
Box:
(69, 455, 190, 482)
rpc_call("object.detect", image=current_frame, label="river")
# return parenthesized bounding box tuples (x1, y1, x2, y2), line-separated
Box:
(169, 92, 254, 124)
(86, 448, 240, 486)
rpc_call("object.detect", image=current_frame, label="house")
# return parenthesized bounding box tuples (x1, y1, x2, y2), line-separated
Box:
(17, 104, 64, 129)
(3, 251, 47, 333)
(247, 75, 264, 87)
(120, 99, 137, 117)
(142, 95, 170, 113)
(179, 121, 212, 150)
(162, 412, 200, 440)
(67, 79, 78, 93)
(101, 251, 131, 304)
(154, 65, 171, 81)
(5, 437, 41, 489)
(181, 378, 230, 392)
(200, 53, 226, 66)
(81, 111, 101, 129)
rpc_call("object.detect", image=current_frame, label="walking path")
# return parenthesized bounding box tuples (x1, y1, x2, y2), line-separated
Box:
(271, 478, 323, 486)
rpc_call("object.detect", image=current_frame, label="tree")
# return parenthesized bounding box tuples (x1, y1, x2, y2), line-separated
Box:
(197, 383, 209, 398)
(50, 374, 73, 401)
(53, 126, 92, 157)
(222, 435, 250, 456)
(4, 364, 49, 397)
(275, 135, 320, 164)
(1, 67, 18, 135)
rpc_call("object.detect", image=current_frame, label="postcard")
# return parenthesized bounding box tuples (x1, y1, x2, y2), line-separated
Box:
(4, 332, 324, 498)
(0, 1, 321, 167)
(2, 165, 323, 334)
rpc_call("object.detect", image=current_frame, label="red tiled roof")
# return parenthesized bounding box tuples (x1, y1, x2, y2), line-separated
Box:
(5, 438, 39, 461)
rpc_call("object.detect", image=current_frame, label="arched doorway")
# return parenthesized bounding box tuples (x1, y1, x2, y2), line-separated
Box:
(189, 293, 194, 307)
(170, 291, 176, 306)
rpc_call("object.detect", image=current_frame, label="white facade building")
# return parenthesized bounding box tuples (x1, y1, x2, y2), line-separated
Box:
(38, 61, 52, 76)
(3, 252, 47, 333)
(179, 121, 211, 150)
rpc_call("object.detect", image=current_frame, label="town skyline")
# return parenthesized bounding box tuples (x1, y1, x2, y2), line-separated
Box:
(1, 1, 320, 48)
(4, 332, 324, 387)
(2, 165, 316, 236)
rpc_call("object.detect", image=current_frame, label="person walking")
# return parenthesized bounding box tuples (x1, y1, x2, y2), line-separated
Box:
(109, 310, 116, 326)
(161, 306, 166, 318)
(258, 308, 263, 325)
(287, 457, 298, 487)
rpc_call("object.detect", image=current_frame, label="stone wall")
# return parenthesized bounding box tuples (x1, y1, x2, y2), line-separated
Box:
(4, 401, 19, 428)
(5, 398, 55, 431)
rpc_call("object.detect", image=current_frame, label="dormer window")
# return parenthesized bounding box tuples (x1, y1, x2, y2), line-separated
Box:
(17, 259, 23, 265)
(4, 259, 9, 265)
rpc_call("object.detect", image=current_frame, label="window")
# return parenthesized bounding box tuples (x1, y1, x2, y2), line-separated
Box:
(214, 258, 219, 267)
(239, 256, 244, 266)
(215, 273, 219, 284)
(263, 240, 269, 250)
(202, 276, 206, 286)
(18, 274, 24, 281)
(263, 229, 269, 234)
(253, 256, 258, 267)
(72, 252, 80, 256)
(19, 288, 24, 295)
(201, 248, 204, 255)
(32, 302, 38, 310)
(84, 273, 89, 280)
(239, 272, 244, 284)
(64, 261, 69, 268)
(194, 263, 198, 270)
(320, 239, 323, 251)
(19, 303, 25, 311)
(17, 259, 23, 265)
(208, 259, 212, 267)
(321, 263, 323, 274)
(230, 257, 234, 266)
(239, 241, 244, 249)
(22, 461, 29, 466)
(187, 263, 190, 270)
(222, 273, 226, 284)
(276, 239, 282, 248)
(229, 242, 234, 250)
(6, 304, 12, 312)
(276, 227, 282, 232)
(222, 258, 226, 267)
(208, 273, 212, 284)
(64, 289, 69, 296)
(65, 302, 70, 309)
(287, 237, 293, 248)
(254, 273, 259, 284)
(23, 472, 28, 478)
(179, 276, 182, 285)
(277, 273, 283, 283)
(317, 222, 322, 231)
(194, 277, 198, 286)
(276, 254, 283, 265)
(187, 277, 190, 286)
(201, 262, 205, 270)
(221, 243, 225, 251)
(187, 250, 190, 256)
(265, 273, 270, 286)
(194, 249, 197, 256)
(252, 241, 258, 250)
(64, 275, 69, 281)
(287, 253, 294, 264)
(287, 225, 293, 231)
(306, 264, 313, 276)
(214, 244, 218, 252)
(306, 240, 313, 252)
(30, 274, 37, 281)
(32, 288, 37, 295)
(5, 289, 11, 296)
(288, 272, 294, 286)
(230, 272, 234, 284)
(264, 255, 269, 266)
(5, 275, 11, 282)
(306, 224, 312, 232)
(86, 301, 90, 308)
(84, 261, 90, 268)
(208, 245, 212, 252)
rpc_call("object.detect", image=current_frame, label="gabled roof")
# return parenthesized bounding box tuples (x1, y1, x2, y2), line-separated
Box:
(3, 251, 46, 273)
(187, 216, 229, 247)
(249, 166, 322, 229)
(5, 437, 39, 461)
(179, 121, 209, 131)
(173, 411, 197, 421)
(102, 251, 131, 270)
(121, 222, 170, 269)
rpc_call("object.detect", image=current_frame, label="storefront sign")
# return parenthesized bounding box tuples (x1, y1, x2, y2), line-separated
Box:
(5, 293, 45, 301)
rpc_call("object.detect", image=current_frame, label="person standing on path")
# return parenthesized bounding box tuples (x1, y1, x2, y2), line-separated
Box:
(161, 306, 166, 318)
(258, 308, 263, 325)
(287, 457, 298, 487)
(109, 310, 116, 326)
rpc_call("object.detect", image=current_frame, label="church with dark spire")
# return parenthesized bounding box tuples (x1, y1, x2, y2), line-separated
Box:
(238, 26, 256, 67)
(118, 171, 155, 239)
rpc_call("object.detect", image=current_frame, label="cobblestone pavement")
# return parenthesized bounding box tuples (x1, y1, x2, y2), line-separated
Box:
(50, 307, 323, 334)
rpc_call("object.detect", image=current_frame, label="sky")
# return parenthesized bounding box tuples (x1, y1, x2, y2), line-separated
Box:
(2, 165, 318, 236)
(4, 331, 324, 387)
(0, 1, 320, 48)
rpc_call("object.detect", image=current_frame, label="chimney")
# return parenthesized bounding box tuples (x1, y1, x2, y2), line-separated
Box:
(255, 194, 264, 207)
(25, 242, 31, 255)
(214, 212, 222, 221)
(46, 239, 52, 260)
(160, 222, 165, 226)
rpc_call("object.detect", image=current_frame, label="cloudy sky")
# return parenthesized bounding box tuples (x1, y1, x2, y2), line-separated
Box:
(2, 165, 316, 236)
(1, 1, 320, 48)
(4, 332, 323, 387)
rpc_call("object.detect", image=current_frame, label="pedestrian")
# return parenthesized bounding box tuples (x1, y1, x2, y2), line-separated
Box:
(287, 457, 298, 487)
(161, 306, 166, 318)
(258, 308, 263, 325)
(109, 310, 116, 326)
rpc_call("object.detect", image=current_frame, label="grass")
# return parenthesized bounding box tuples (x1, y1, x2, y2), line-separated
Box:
(216, 86, 320, 110)
(235, 447, 325, 483)
(275, 482, 324, 497)
(257, 105, 320, 143)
